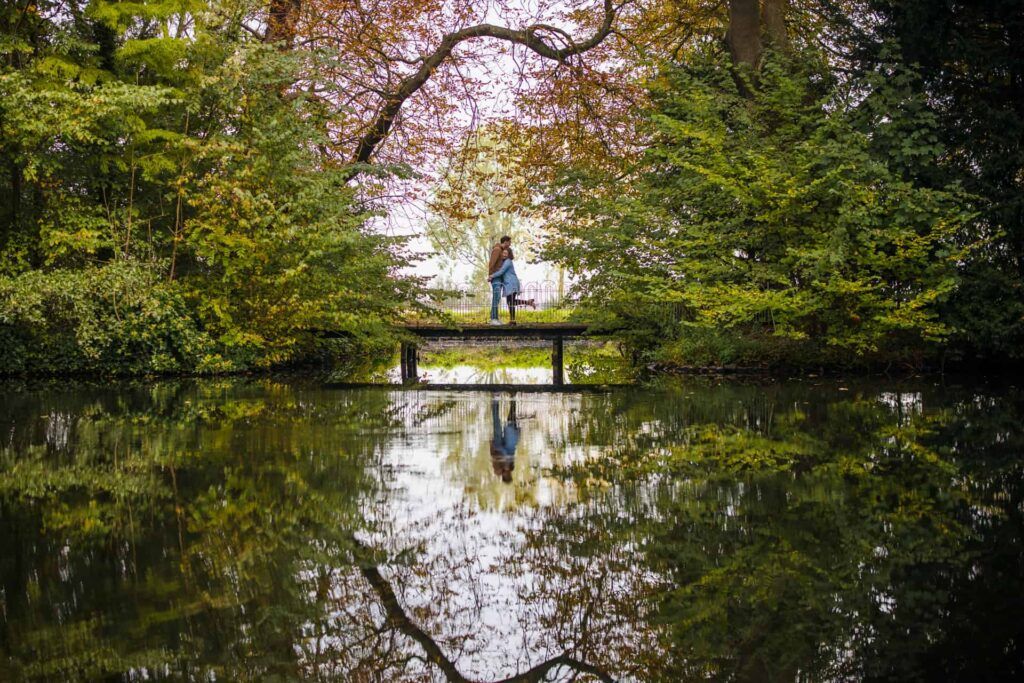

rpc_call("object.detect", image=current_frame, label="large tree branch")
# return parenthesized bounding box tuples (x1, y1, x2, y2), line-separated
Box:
(348, 0, 618, 170)
(359, 561, 471, 683)
(496, 654, 617, 683)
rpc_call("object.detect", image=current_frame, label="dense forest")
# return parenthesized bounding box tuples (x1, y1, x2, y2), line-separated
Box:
(1, 0, 1021, 374)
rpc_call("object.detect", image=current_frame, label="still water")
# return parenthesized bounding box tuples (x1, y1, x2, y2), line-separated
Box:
(1, 378, 1022, 681)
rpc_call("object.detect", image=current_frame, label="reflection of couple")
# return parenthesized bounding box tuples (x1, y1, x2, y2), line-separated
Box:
(490, 397, 519, 483)
(487, 236, 535, 325)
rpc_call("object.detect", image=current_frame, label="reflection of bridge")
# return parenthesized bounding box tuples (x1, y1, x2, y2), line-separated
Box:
(398, 323, 591, 386)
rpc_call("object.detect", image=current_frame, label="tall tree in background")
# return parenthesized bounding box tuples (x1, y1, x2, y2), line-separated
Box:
(257, 0, 627, 178)
(425, 131, 536, 291)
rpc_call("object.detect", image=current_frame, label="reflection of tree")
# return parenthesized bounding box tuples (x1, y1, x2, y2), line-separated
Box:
(0, 381, 402, 680)
(0, 382, 625, 681)
(359, 547, 614, 683)
(539, 383, 1024, 681)
(351, 391, 663, 681)
(2, 380, 1023, 681)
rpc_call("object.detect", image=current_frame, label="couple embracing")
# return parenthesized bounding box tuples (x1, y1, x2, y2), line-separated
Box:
(486, 235, 534, 326)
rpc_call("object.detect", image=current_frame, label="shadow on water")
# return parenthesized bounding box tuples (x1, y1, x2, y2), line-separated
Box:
(0, 377, 1022, 681)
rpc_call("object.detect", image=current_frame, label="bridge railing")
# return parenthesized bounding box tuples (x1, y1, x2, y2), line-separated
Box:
(420, 281, 579, 324)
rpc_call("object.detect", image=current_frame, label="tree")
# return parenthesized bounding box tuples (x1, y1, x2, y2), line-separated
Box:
(425, 131, 537, 290)
(0, 1, 420, 373)
(259, 0, 624, 176)
(543, 48, 973, 367)
(838, 0, 1024, 362)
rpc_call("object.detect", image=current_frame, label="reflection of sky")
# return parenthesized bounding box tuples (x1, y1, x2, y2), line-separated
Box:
(387, 363, 554, 385)
(357, 391, 651, 680)
(367, 391, 592, 514)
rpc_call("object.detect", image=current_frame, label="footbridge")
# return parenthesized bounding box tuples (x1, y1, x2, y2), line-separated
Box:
(397, 281, 594, 386)
(398, 322, 591, 386)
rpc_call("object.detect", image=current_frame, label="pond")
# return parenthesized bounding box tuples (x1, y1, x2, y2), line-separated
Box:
(1, 377, 1022, 681)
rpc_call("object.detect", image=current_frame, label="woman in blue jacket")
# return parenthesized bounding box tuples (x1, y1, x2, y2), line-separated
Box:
(488, 248, 534, 324)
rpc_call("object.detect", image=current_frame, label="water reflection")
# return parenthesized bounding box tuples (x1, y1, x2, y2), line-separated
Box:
(490, 396, 520, 482)
(0, 379, 1022, 681)
(388, 363, 554, 384)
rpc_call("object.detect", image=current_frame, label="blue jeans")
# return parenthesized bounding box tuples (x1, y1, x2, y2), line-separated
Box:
(490, 282, 502, 320)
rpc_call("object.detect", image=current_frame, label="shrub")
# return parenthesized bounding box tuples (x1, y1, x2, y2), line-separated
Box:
(0, 263, 216, 375)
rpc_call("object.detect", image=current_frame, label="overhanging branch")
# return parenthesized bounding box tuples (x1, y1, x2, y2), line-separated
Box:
(348, 0, 618, 171)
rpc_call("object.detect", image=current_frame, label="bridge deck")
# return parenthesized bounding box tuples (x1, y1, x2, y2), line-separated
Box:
(400, 322, 590, 339)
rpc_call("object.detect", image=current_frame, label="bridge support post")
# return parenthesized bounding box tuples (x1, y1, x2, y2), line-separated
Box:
(400, 342, 418, 384)
(552, 337, 564, 386)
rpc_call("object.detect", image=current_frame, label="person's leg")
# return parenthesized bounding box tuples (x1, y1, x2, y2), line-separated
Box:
(507, 294, 516, 322)
(490, 282, 502, 321)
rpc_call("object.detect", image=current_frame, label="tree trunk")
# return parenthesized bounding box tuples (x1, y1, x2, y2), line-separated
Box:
(265, 0, 301, 48)
(726, 0, 762, 69)
(5, 161, 21, 249)
(761, 0, 789, 49)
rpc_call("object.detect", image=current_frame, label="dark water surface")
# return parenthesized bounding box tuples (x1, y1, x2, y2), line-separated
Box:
(1, 378, 1023, 681)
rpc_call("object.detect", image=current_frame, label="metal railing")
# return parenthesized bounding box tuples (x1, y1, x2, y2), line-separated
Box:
(401, 286, 779, 330)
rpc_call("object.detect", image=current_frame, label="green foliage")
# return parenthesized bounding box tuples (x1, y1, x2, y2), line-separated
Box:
(0, 1, 417, 375)
(0, 263, 216, 374)
(545, 50, 974, 368)
(854, 1, 1024, 362)
(173, 41, 418, 368)
(0, 380, 383, 679)
(546, 380, 1024, 680)
(2, 378, 1023, 679)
